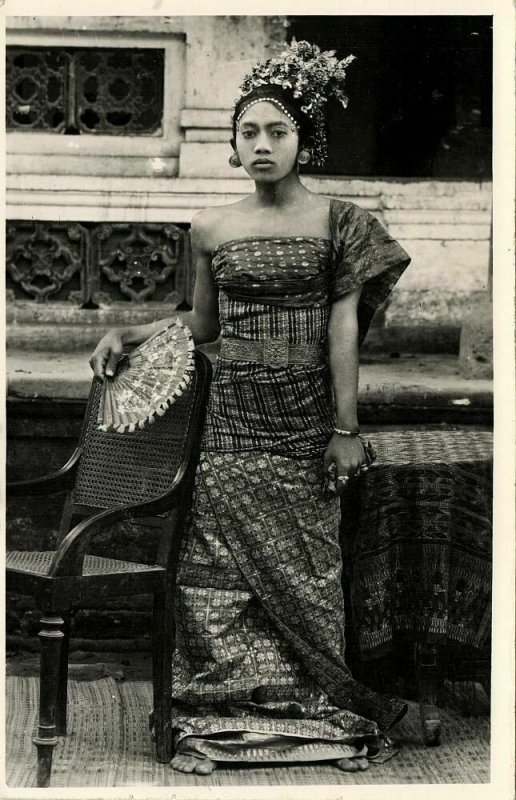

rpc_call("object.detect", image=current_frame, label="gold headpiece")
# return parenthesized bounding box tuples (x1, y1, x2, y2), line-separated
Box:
(236, 39, 356, 165)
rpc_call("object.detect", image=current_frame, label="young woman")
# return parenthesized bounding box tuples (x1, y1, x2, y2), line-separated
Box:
(90, 41, 411, 775)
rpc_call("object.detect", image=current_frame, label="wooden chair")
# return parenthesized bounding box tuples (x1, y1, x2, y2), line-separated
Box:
(6, 351, 212, 787)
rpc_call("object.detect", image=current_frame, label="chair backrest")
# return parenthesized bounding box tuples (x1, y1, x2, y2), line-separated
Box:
(70, 351, 211, 515)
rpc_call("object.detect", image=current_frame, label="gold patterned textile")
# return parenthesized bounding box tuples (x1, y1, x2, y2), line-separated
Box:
(340, 430, 493, 655)
(219, 337, 324, 365)
(202, 202, 410, 455)
(203, 237, 335, 456)
(171, 452, 405, 761)
(170, 207, 410, 762)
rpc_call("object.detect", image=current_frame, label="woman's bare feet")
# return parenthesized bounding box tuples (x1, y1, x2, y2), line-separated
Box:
(335, 756, 369, 772)
(170, 754, 217, 775)
(170, 753, 371, 774)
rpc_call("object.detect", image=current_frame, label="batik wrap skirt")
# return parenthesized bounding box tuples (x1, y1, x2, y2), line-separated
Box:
(170, 450, 406, 763)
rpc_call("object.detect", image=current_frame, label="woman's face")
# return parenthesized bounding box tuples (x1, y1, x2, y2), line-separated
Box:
(235, 101, 300, 182)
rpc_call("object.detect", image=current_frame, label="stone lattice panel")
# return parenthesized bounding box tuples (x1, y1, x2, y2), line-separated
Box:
(6, 221, 192, 307)
(6, 46, 164, 135)
(75, 48, 164, 135)
(6, 221, 88, 304)
(6, 47, 68, 132)
(92, 222, 188, 306)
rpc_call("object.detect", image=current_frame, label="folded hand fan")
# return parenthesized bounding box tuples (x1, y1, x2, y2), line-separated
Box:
(97, 317, 195, 433)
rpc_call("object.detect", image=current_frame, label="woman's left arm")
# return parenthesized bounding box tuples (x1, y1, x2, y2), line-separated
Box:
(324, 287, 366, 491)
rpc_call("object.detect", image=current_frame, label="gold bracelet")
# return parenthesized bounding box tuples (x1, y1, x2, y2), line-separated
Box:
(334, 427, 360, 437)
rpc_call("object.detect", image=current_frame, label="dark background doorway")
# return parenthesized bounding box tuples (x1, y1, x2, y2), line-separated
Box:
(289, 16, 492, 179)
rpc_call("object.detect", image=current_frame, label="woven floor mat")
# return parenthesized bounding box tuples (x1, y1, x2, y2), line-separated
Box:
(6, 676, 490, 787)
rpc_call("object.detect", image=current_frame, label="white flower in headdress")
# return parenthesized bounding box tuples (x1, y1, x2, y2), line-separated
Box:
(235, 39, 356, 166)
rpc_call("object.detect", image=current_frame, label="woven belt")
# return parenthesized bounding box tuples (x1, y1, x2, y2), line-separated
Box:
(219, 337, 324, 367)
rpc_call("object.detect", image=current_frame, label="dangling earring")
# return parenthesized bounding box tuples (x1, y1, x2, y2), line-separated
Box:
(229, 152, 241, 168)
(297, 149, 311, 166)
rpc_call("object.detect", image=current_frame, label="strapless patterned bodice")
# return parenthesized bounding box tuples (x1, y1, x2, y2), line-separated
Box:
(212, 236, 333, 306)
(201, 202, 411, 457)
(202, 237, 336, 457)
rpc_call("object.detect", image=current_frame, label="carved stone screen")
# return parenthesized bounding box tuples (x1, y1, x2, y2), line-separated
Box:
(7, 222, 191, 308)
(6, 46, 165, 135)
(6, 221, 87, 304)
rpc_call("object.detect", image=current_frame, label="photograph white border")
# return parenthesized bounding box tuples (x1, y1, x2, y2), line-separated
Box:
(1, 1, 514, 799)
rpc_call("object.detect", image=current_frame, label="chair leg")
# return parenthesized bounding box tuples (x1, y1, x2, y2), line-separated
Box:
(56, 612, 71, 736)
(152, 589, 174, 763)
(416, 641, 442, 746)
(33, 613, 65, 787)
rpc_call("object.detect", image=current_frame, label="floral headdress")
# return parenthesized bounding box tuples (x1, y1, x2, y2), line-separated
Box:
(235, 39, 356, 166)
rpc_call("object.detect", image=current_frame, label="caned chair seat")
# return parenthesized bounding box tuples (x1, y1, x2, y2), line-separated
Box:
(7, 550, 162, 577)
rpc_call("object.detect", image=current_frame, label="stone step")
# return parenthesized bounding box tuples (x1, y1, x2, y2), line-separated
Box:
(6, 290, 490, 354)
(7, 173, 492, 203)
(7, 302, 177, 326)
(6, 321, 465, 354)
(7, 174, 492, 224)
(8, 154, 180, 178)
(7, 325, 128, 352)
(7, 304, 188, 351)
(7, 349, 493, 413)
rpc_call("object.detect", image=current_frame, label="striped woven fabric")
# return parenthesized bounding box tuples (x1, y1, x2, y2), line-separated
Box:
(341, 430, 493, 656)
(171, 217, 411, 763)
(203, 238, 335, 456)
(203, 205, 410, 456)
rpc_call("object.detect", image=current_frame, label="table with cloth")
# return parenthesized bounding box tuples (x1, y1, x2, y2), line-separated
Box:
(340, 428, 493, 742)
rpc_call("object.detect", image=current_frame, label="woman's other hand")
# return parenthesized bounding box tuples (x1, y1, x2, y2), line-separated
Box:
(323, 433, 367, 494)
(89, 330, 124, 379)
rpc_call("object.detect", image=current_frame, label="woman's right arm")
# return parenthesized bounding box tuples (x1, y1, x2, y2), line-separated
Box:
(89, 212, 221, 377)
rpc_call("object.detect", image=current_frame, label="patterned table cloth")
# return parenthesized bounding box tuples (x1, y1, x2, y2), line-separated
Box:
(340, 430, 493, 657)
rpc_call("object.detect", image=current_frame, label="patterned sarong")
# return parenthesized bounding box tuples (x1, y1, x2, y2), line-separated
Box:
(169, 205, 411, 762)
(171, 451, 406, 761)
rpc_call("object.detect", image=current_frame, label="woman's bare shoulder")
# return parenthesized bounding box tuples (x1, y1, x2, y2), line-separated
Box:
(191, 199, 253, 251)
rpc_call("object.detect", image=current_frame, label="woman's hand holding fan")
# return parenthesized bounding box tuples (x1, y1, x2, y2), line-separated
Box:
(97, 318, 195, 433)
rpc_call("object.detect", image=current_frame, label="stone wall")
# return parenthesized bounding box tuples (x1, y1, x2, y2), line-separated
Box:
(5, 15, 494, 651)
(7, 176, 492, 353)
(7, 15, 283, 182)
(6, 14, 492, 354)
